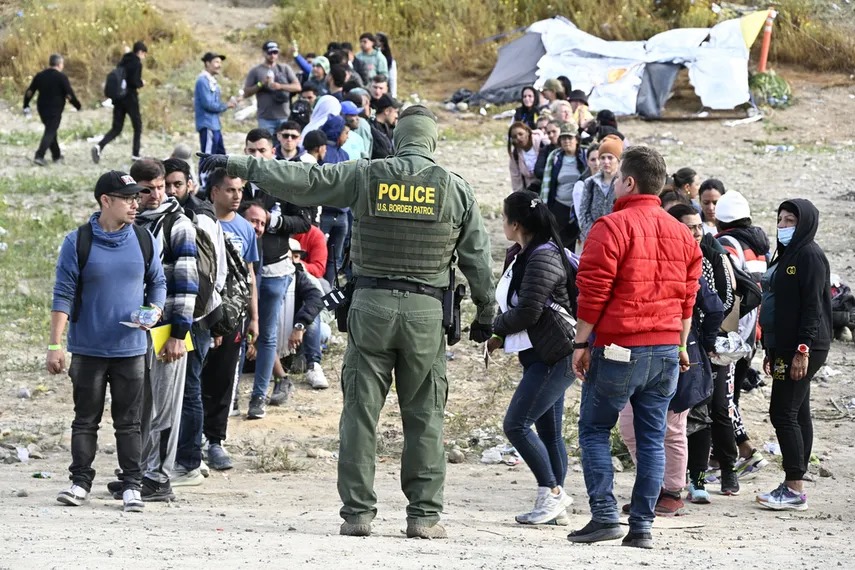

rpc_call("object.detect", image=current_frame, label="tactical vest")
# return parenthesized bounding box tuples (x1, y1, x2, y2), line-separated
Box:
(351, 159, 460, 278)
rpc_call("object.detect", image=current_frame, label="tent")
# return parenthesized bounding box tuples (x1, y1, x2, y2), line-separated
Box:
(472, 12, 769, 118)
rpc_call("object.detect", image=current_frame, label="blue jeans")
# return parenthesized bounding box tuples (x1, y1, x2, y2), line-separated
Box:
(252, 274, 292, 399)
(303, 315, 323, 365)
(176, 323, 211, 470)
(257, 117, 284, 136)
(320, 211, 350, 283)
(578, 345, 679, 534)
(503, 352, 575, 488)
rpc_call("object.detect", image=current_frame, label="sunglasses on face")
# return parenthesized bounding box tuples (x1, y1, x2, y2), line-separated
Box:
(267, 50, 279, 55)
(278, 133, 300, 140)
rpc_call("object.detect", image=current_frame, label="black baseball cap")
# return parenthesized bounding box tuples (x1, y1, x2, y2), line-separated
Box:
(303, 130, 329, 151)
(263, 41, 280, 53)
(94, 171, 147, 200)
(371, 94, 402, 112)
(201, 52, 226, 63)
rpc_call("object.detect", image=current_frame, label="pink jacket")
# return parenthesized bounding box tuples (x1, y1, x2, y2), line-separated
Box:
(509, 130, 548, 192)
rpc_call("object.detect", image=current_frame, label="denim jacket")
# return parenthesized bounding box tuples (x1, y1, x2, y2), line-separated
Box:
(194, 71, 228, 132)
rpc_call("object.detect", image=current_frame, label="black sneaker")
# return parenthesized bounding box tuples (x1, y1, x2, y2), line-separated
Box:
(141, 477, 176, 502)
(247, 395, 266, 419)
(107, 479, 124, 499)
(721, 470, 740, 496)
(567, 520, 624, 543)
(622, 531, 654, 549)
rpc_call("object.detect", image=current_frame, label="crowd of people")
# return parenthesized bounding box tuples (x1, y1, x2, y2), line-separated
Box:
(495, 78, 832, 545)
(30, 37, 834, 549)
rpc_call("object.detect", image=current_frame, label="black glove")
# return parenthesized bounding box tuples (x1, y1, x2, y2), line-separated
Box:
(196, 152, 229, 173)
(469, 321, 492, 343)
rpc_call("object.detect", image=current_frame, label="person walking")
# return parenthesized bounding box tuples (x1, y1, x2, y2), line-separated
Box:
(195, 52, 236, 158)
(48, 171, 166, 513)
(568, 146, 702, 549)
(756, 199, 832, 511)
(92, 41, 148, 163)
(199, 105, 495, 539)
(487, 191, 577, 526)
(23, 53, 81, 166)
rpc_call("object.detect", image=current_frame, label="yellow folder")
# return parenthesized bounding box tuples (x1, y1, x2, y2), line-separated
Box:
(149, 325, 195, 355)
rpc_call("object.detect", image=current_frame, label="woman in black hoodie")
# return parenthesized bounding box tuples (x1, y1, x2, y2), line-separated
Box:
(756, 199, 832, 511)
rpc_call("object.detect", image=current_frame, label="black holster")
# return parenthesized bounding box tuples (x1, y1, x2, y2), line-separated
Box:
(442, 267, 466, 346)
(322, 282, 353, 333)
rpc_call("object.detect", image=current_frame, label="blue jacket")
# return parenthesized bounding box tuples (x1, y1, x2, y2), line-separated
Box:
(194, 71, 228, 132)
(52, 214, 167, 358)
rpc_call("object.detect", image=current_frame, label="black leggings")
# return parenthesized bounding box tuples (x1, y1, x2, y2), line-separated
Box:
(767, 349, 828, 481)
(687, 426, 712, 484)
(710, 364, 738, 473)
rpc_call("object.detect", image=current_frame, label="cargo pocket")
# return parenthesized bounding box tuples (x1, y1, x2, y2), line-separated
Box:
(432, 357, 448, 411)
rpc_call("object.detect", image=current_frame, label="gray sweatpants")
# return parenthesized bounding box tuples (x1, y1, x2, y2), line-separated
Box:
(141, 352, 187, 484)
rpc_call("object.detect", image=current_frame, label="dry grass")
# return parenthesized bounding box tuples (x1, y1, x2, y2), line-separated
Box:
(271, 0, 853, 79)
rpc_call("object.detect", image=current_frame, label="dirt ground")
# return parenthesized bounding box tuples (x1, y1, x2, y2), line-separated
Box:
(1, 43, 855, 568)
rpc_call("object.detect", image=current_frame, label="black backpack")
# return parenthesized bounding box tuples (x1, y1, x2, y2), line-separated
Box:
(72, 223, 154, 322)
(209, 239, 252, 337)
(104, 65, 127, 102)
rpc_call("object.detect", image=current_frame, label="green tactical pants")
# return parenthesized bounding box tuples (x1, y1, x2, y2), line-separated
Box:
(338, 288, 448, 525)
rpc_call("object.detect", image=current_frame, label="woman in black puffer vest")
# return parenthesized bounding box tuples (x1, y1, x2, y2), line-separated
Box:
(488, 190, 577, 526)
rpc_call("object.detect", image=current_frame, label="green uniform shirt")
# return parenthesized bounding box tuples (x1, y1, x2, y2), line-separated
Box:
(226, 111, 495, 324)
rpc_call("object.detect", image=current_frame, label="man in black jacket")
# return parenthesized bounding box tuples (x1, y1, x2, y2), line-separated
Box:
(369, 94, 400, 159)
(92, 41, 148, 163)
(23, 54, 81, 166)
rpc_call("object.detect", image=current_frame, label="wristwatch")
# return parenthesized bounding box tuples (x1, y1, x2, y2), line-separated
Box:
(294, 323, 306, 331)
(572, 341, 590, 350)
(797, 344, 810, 355)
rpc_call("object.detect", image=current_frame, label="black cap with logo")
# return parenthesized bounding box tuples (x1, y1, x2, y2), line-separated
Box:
(94, 171, 147, 200)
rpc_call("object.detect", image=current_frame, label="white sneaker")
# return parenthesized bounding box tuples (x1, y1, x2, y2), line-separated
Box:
(57, 484, 89, 506)
(526, 486, 573, 524)
(171, 467, 204, 487)
(123, 489, 144, 512)
(306, 363, 329, 389)
(515, 487, 549, 524)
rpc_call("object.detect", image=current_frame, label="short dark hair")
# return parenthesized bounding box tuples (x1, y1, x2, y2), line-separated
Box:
(658, 189, 691, 209)
(239, 199, 266, 216)
(207, 167, 235, 194)
(340, 41, 354, 52)
(699, 178, 726, 196)
(327, 50, 346, 66)
(129, 158, 165, 183)
(344, 92, 363, 108)
(372, 74, 388, 85)
(620, 146, 667, 195)
(342, 79, 362, 93)
(276, 120, 301, 133)
(359, 32, 376, 44)
(302, 84, 319, 95)
(245, 127, 274, 145)
(49, 53, 63, 67)
(132, 40, 147, 54)
(326, 41, 341, 53)
(163, 157, 191, 182)
(330, 65, 348, 87)
(667, 203, 698, 219)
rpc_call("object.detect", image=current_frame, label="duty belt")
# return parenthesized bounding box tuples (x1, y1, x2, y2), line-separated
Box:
(354, 278, 444, 302)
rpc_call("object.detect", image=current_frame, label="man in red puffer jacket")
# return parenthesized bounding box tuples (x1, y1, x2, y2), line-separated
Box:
(567, 146, 702, 550)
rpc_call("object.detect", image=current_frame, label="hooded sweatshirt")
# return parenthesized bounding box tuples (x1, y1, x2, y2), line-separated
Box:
(762, 199, 832, 352)
(136, 197, 199, 339)
(119, 52, 144, 95)
(319, 116, 351, 215)
(52, 213, 167, 357)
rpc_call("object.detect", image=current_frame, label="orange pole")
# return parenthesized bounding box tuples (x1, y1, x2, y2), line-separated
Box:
(758, 9, 777, 73)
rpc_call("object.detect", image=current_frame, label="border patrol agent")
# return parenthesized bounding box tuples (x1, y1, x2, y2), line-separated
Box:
(200, 105, 495, 539)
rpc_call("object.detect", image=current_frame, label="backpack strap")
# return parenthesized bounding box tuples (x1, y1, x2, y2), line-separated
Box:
(131, 225, 154, 307)
(71, 223, 94, 323)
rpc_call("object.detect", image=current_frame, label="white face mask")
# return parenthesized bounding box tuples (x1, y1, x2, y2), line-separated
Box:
(778, 226, 795, 246)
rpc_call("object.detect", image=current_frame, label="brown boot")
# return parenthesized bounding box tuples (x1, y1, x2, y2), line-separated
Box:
(406, 521, 447, 539)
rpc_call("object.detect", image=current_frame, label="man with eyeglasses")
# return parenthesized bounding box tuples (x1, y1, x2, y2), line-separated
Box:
(104, 158, 201, 502)
(49, 171, 167, 513)
(244, 40, 302, 135)
(241, 128, 314, 417)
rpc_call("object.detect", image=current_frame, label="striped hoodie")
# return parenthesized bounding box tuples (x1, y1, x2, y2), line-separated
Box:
(136, 197, 199, 340)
